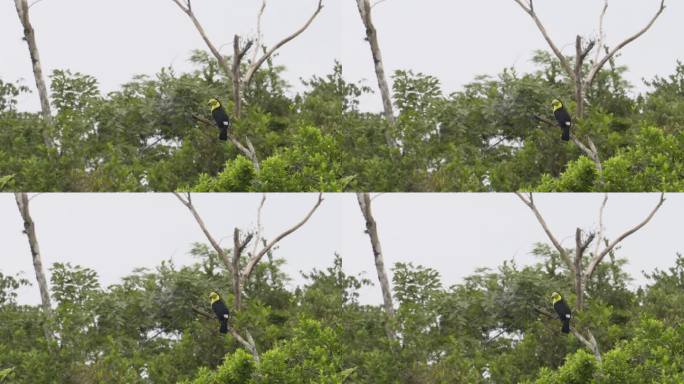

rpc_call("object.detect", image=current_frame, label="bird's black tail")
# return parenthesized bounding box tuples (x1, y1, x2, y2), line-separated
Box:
(561, 319, 570, 334)
(219, 319, 228, 334)
(562, 125, 570, 141)
(219, 127, 228, 141)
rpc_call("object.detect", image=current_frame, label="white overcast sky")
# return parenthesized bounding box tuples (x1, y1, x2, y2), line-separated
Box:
(2, 0, 682, 113)
(1, 193, 681, 306)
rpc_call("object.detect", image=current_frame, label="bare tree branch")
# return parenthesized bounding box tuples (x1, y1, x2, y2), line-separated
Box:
(191, 114, 260, 170)
(574, 228, 595, 310)
(13, 0, 53, 148)
(593, 194, 608, 258)
(515, 192, 573, 271)
(28, 0, 48, 8)
(171, 0, 230, 75)
(511, 0, 575, 80)
(231, 35, 254, 118)
(243, 0, 324, 87)
(571, 327, 602, 362)
(371, 0, 389, 8)
(534, 115, 601, 168)
(585, 0, 666, 88)
(355, 0, 396, 147)
(594, 0, 609, 65)
(251, 0, 267, 65)
(173, 192, 232, 271)
(585, 193, 665, 281)
(241, 193, 323, 282)
(232, 228, 243, 309)
(192, 305, 259, 359)
(535, 305, 600, 360)
(356, 192, 396, 340)
(251, 194, 267, 258)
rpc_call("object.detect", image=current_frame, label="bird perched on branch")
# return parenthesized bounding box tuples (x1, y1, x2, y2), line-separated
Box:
(551, 291, 571, 334)
(551, 99, 571, 141)
(209, 291, 230, 334)
(208, 98, 230, 141)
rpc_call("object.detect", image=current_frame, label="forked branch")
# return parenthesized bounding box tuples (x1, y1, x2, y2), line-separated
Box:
(584, 192, 665, 281)
(585, 0, 666, 87)
(243, 0, 324, 87)
(241, 193, 323, 281)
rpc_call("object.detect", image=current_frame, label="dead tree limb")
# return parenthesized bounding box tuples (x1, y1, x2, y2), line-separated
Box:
(241, 193, 323, 283)
(574, 228, 595, 310)
(251, 0, 267, 65)
(242, 0, 324, 88)
(173, 192, 232, 271)
(356, 193, 396, 340)
(191, 114, 260, 170)
(231, 35, 254, 118)
(13, 0, 53, 149)
(355, 0, 396, 147)
(585, 0, 666, 89)
(251, 194, 267, 258)
(535, 306, 601, 362)
(584, 192, 665, 282)
(14, 193, 52, 343)
(571, 327, 601, 362)
(515, 192, 573, 272)
(192, 305, 259, 360)
(171, 0, 231, 75)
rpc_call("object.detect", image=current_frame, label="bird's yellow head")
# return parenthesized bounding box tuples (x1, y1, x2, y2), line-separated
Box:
(551, 99, 563, 111)
(209, 291, 220, 304)
(551, 292, 562, 304)
(208, 98, 221, 111)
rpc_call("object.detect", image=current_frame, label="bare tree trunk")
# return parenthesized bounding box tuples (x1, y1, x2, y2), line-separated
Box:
(356, 193, 396, 340)
(574, 229, 584, 310)
(355, 0, 396, 147)
(13, 0, 53, 149)
(14, 193, 52, 342)
(232, 228, 243, 310)
(232, 35, 243, 118)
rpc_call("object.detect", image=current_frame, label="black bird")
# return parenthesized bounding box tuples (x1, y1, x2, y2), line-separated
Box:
(208, 98, 230, 141)
(551, 291, 571, 334)
(552, 99, 571, 141)
(209, 291, 230, 334)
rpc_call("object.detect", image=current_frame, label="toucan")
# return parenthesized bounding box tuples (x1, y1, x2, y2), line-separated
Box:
(551, 291, 571, 334)
(209, 291, 230, 333)
(551, 99, 571, 141)
(208, 98, 230, 141)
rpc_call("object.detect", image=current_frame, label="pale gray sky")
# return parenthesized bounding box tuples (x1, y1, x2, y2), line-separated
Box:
(1, 193, 681, 306)
(2, 1, 681, 113)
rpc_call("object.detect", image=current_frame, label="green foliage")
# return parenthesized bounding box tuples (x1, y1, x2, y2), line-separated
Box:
(2, 241, 684, 382)
(2, 51, 683, 191)
(193, 126, 352, 192)
(533, 320, 684, 383)
(184, 319, 352, 384)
